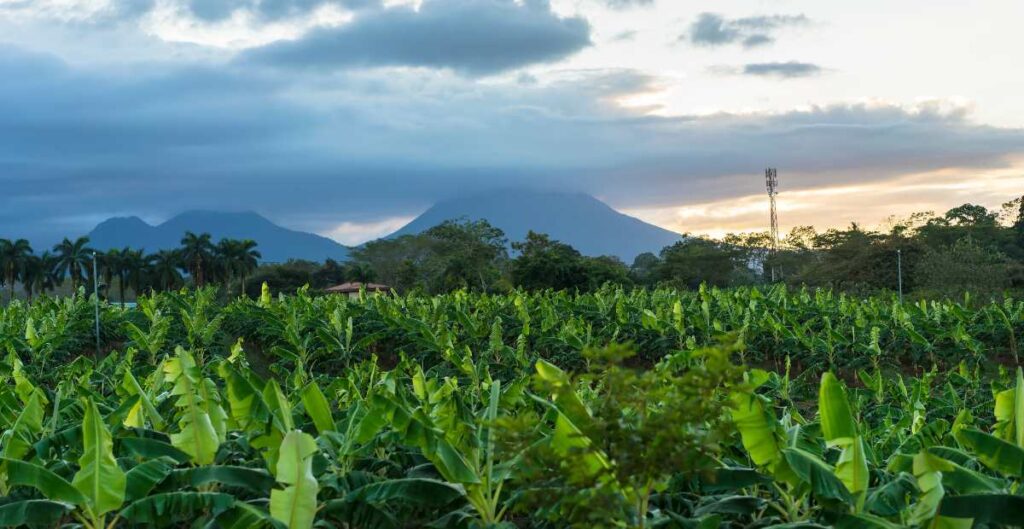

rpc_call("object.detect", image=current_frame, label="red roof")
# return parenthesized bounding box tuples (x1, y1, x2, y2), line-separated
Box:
(324, 282, 392, 293)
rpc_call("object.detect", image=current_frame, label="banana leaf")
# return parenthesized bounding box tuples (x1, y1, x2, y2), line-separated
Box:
(119, 492, 235, 523)
(0, 500, 73, 527)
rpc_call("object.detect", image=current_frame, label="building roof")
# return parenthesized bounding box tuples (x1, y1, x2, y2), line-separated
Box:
(324, 281, 392, 293)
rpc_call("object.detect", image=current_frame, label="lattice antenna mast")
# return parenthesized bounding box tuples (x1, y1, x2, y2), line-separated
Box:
(765, 168, 780, 282)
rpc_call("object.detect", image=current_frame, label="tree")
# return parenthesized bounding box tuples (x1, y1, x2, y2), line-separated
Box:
(655, 237, 745, 289)
(629, 252, 660, 285)
(350, 235, 433, 292)
(102, 248, 128, 306)
(122, 249, 148, 301)
(350, 219, 506, 293)
(345, 262, 376, 284)
(1004, 195, 1024, 257)
(722, 231, 776, 281)
(21, 252, 58, 302)
(917, 237, 1012, 298)
(180, 232, 214, 287)
(52, 237, 93, 292)
(311, 258, 347, 288)
(216, 238, 261, 297)
(918, 204, 1004, 252)
(148, 250, 183, 291)
(244, 260, 318, 297)
(424, 219, 508, 291)
(511, 231, 588, 291)
(581, 255, 631, 290)
(0, 238, 33, 303)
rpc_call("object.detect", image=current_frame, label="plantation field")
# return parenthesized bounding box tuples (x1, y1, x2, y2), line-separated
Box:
(1, 286, 1024, 528)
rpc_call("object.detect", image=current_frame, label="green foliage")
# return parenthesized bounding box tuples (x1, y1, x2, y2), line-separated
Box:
(1, 286, 1024, 528)
(497, 341, 744, 528)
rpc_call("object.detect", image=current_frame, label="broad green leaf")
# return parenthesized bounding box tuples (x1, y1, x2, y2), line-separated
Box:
(834, 436, 870, 498)
(993, 367, 1024, 447)
(835, 513, 903, 529)
(322, 500, 397, 529)
(217, 361, 269, 432)
(165, 347, 221, 465)
(264, 379, 295, 432)
(300, 382, 336, 434)
(119, 436, 191, 464)
(0, 391, 43, 461)
(429, 438, 480, 485)
(0, 500, 73, 527)
(731, 392, 785, 471)
(119, 492, 234, 523)
(938, 494, 1024, 525)
(217, 502, 288, 529)
(819, 372, 857, 443)
(782, 447, 851, 503)
(534, 359, 592, 428)
(701, 467, 772, 492)
(344, 478, 465, 506)
(169, 465, 275, 495)
(958, 428, 1024, 477)
(72, 399, 126, 516)
(122, 369, 165, 431)
(548, 410, 608, 477)
(0, 458, 88, 505)
(909, 450, 952, 525)
(693, 495, 765, 516)
(125, 459, 173, 501)
(270, 430, 319, 529)
(865, 472, 917, 517)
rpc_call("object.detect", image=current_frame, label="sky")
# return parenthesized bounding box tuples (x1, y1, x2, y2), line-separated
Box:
(2, 0, 1024, 245)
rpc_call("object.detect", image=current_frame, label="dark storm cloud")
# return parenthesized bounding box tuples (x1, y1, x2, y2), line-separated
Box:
(687, 12, 809, 48)
(742, 61, 823, 78)
(1, 46, 1023, 244)
(242, 0, 592, 75)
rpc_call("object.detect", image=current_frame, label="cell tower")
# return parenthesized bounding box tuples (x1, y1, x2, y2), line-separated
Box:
(765, 168, 780, 281)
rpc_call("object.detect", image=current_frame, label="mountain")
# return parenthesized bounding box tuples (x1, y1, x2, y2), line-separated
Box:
(87, 210, 349, 262)
(387, 190, 683, 261)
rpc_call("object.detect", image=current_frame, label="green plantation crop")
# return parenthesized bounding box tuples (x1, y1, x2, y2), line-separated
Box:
(1, 285, 1024, 528)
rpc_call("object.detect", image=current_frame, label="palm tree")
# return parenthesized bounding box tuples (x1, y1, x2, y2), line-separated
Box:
(235, 239, 261, 297)
(179, 232, 213, 288)
(103, 248, 125, 304)
(216, 238, 261, 297)
(0, 238, 33, 303)
(123, 249, 148, 299)
(148, 250, 183, 291)
(22, 252, 59, 301)
(52, 237, 93, 292)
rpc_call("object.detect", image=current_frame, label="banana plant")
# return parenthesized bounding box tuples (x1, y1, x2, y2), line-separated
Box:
(163, 346, 224, 465)
(0, 399, 124, 529)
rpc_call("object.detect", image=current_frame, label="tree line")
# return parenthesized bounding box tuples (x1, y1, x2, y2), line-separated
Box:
(4, 195, 1024, 303)
(0, 232, 262, 304)
(334, 196, 1024, 298)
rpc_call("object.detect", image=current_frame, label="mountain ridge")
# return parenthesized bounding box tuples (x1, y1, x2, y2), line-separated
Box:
(87, 210, 350, 263)
(386, 190, 682, 261)
(86, 191, 684, 263)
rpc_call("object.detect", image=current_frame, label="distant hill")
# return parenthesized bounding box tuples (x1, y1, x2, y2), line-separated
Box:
(387, 190, 683, 261)
(87, 210, 349, 263)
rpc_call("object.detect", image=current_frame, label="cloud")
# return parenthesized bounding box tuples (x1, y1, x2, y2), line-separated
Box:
(0, 0, 378, 26)
(687, 12, 809, 48)
(600, 0, 654, 9)
(742, 61, 823, 78)
(186, 0, 380, 22)
(241, 0, 591, 75)
(2, 44, 1022, 245)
